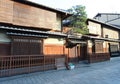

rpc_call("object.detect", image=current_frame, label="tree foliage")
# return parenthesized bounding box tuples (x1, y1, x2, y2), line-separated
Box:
(67, 5, 88, 34)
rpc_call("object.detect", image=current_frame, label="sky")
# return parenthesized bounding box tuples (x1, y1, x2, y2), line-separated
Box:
(29, 0, 120, 18)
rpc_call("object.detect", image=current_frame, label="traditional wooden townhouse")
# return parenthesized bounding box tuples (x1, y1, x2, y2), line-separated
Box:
(86, 18, 120, 63)
(63, 18, 120, 64)
(63, 26, 87, 63)
(0, 0, 72, 77)
(1, 0, 119, 78)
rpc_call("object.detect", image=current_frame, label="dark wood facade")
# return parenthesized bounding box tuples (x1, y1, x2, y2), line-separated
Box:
(11, 36, 43, 55)
(0, 0, 69, 30)
(0, 0, 71, 77)
(1, 0, 117, 78)
(0, 0, 13, 23)
(0, 43, 11, 55)
(13, 1, 56, 29)
(86, 19, 120, 63)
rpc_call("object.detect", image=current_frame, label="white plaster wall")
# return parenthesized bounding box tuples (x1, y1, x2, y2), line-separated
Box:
(88, 21, 101, 37)
(103, 27, 119, 39)
(88, 40, 93, 48)
(54, 14, 61, 31)
(0, 32, 11, 43)
(44, 38, 64, 45)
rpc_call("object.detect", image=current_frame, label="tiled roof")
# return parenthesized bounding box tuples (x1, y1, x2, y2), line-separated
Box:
(0, 25, 67, 37)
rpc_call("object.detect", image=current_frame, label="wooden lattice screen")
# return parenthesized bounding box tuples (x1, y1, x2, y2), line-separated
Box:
(95, 41, 103, 53)
(110, 45, 119, 52)
(109, 44, 119, 57)
(0, 36, 67, 77)
(11, 36, 43, 55)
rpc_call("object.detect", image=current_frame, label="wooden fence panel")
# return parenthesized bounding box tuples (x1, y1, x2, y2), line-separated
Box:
(88, 53, 110, 63)
(0, 55, 66, 77)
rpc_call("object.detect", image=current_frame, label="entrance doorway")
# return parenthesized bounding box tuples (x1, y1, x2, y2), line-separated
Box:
(77, 44, 87, 61)
(109, 43, 120, 57)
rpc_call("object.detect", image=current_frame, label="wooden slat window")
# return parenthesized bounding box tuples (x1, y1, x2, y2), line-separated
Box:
(0, 43, 11, 55)
(95, 41, 103, 53)
(110, 44, 119, 52)
(11, 36, 43, 55)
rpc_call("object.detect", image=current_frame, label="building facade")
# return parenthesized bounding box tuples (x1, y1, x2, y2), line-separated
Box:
(62, 25, 87, 63)
(86, 18, 120, 63)
(0, 0, 71, 77)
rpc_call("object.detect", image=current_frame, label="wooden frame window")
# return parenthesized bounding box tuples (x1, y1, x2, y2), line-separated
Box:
(95, 41, 103, 53)
(110, 44, 119, 52)
(11, 36, 43, 55)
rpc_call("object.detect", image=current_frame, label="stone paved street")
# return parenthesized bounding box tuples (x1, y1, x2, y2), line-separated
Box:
(0, 57, 120, 84)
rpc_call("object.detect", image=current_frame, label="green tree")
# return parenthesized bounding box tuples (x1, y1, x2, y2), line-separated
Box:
(67, 5, 88, 34)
